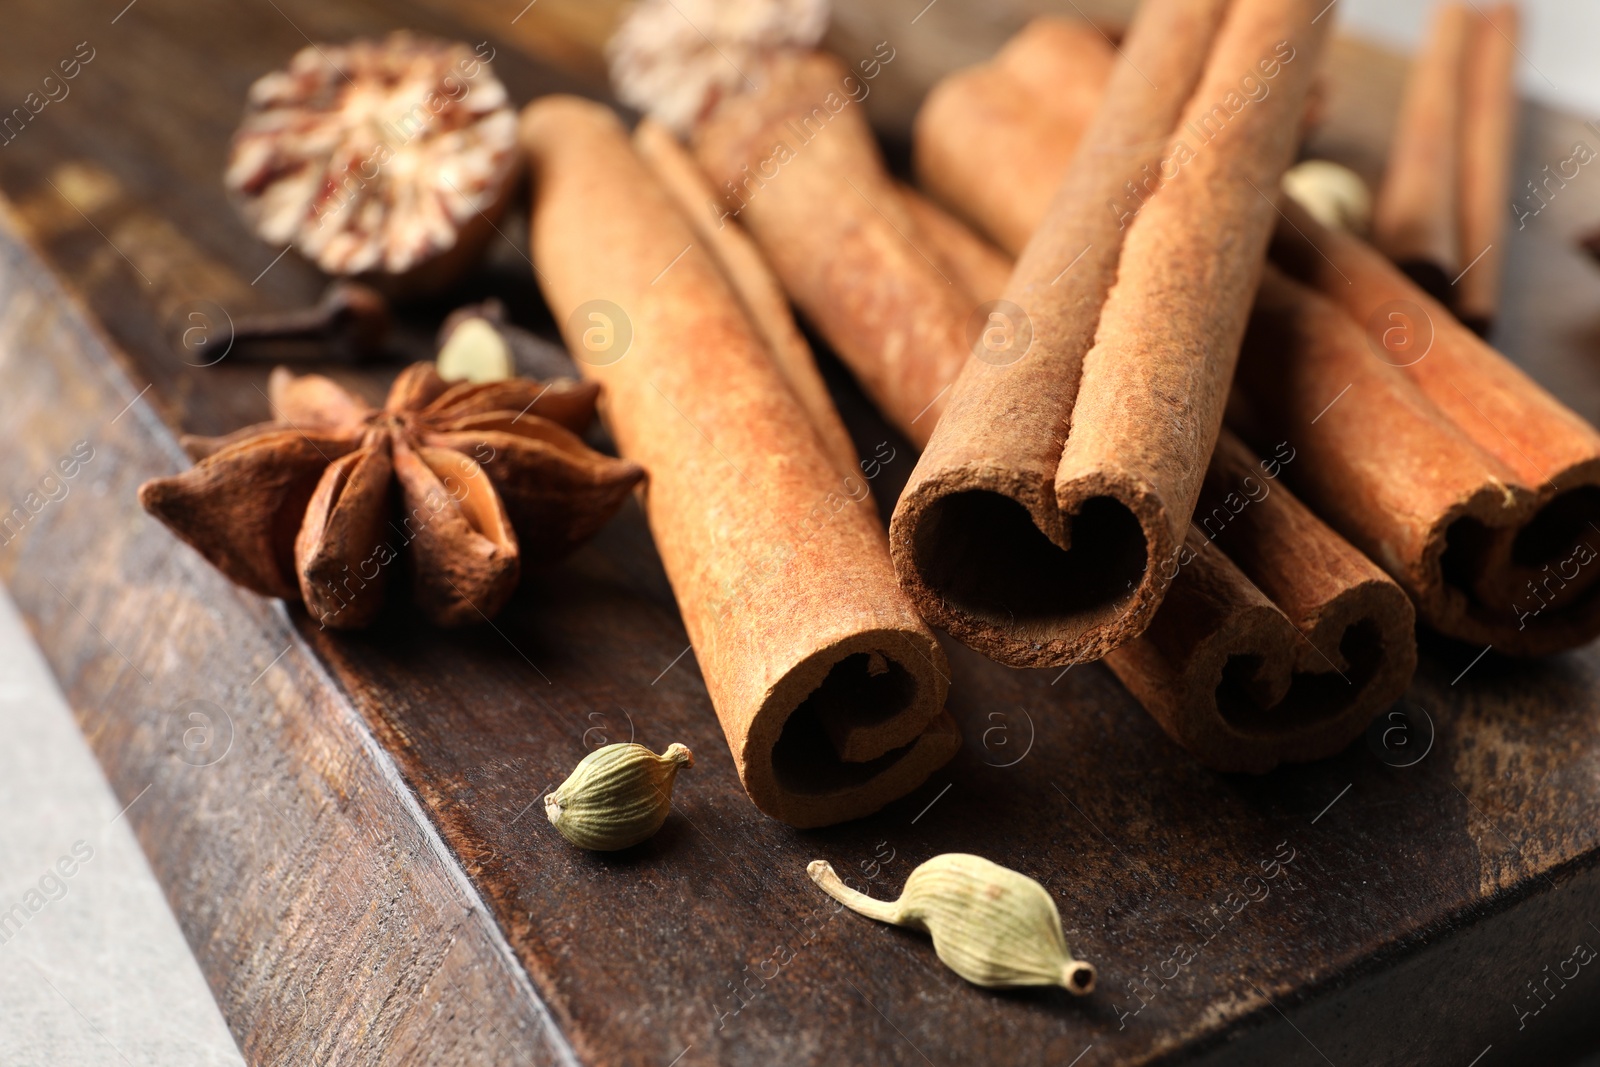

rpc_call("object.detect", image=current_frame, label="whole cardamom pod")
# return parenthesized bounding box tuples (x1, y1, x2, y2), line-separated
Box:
(545, 742, 693, 850)
(808, 853, 1096, 994)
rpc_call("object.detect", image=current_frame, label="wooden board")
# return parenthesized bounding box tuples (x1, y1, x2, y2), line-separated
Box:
(3, 1, 1600, 1064)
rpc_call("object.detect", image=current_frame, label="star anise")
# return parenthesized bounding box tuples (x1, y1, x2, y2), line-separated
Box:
(139, 364, 644, 629)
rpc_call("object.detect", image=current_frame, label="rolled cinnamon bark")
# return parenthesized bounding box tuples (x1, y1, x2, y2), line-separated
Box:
(1456, 2, 1520, 336)
(837, 193, 1418, 768)
(888, 212, 1418, 772)
(1104, 431, 1416, 772)
(859, 12, 1413, 766)
(1371, 2, 1470, 307)
(913, 16, 1115, 254)
(896, 183, 1011, 305)
(916, 26, 1600, 659)
(902, 155, 1416, 769)
(1259, 200, 1600, 654)
(691, 49, 973, 447)
(892, 0, 1330, 668)
(632, 116, 861, 483)
(521, 96, 959, 827)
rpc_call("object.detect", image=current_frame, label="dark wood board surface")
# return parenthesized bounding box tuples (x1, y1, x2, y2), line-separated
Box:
(3, 1, 1600, 1065)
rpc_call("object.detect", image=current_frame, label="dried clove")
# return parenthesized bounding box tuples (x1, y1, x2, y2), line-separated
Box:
(229, 281, 390, 361)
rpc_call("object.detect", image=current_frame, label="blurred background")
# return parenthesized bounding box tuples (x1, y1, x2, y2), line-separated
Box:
(1343, 0, 1600, 114)
(1, 0, 1597, 1063)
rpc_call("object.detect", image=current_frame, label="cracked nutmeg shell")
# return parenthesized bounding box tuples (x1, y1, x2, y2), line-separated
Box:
(138, 363, 644, 629)
(607, 0, 831, 134)
(224, 32, 520, 293)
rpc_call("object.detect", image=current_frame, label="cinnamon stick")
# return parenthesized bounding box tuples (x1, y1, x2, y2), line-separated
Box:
(520, 96, 959, 827)
(781, 11, 1409, 766)
(1259, 199, 1600, 654)
(905, 63, 1417, 767)
(913, 16, 1115, 254)
(1105, 430, 1415, 772)
(892, 0, 1330, 668)
(895, 116, 1417, 768)
(1456, 2, 1520, 336)
(896, 182, 1012, 305)
(919, 23, 1600, 658)
(821, 186, 1418, 768)
(632, 116, 861, 484)
(1371, 2, 1470, 307)
(690, 49, 973, 446)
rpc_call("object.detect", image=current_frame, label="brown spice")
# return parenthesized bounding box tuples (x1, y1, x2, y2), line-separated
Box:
(138, 363, 641, 628)
(893, 19, 1422, 766)
(522, 96, 959, 827)
(228, 281, 390, 362)
(892, 0, 1329, 668)
(1105, 428, 1416, 772)
(913, 17, 1114, 255)
(1371, 3, 1470, 307)
(691, 49, 977, 447)
(224, 32, 520, 292)
(1258, 200, 1600, 655)
(632, 116, 861, 483)
(1456, 2, 1521, 336)
(900, 47, 1419, 768)
(896, 183, 1012, 305)
(606, 0, 829, 135)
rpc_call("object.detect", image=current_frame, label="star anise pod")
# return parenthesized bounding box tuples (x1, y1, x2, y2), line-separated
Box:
(138, 364, 644, 629)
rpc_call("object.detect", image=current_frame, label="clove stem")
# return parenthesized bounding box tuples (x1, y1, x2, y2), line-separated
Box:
(230, 281, 389, 360)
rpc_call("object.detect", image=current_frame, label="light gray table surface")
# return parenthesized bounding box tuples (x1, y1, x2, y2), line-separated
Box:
(3, 0, 1599, 1063)
(0, 586, 245, 1065)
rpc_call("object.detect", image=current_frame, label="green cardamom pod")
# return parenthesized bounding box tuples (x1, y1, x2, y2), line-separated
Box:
(808, 853, 1096, 994)
(545, 742, 693, 850)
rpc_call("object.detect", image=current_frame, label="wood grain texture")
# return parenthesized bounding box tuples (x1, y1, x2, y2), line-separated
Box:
(1, 0, 1600, 1064)
(0, 198, 571, 1064)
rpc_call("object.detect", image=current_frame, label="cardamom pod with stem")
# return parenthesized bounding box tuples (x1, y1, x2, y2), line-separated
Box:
(545, 742, 693, 850)
(808, 854, 1096, 994)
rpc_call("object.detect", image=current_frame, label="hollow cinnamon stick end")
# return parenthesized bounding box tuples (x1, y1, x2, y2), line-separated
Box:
(1414, 462, 1600, 657)
(737, 628, 959, 828)
(890, 464, 1169, 668)
(1112, 574, 1416, 775)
